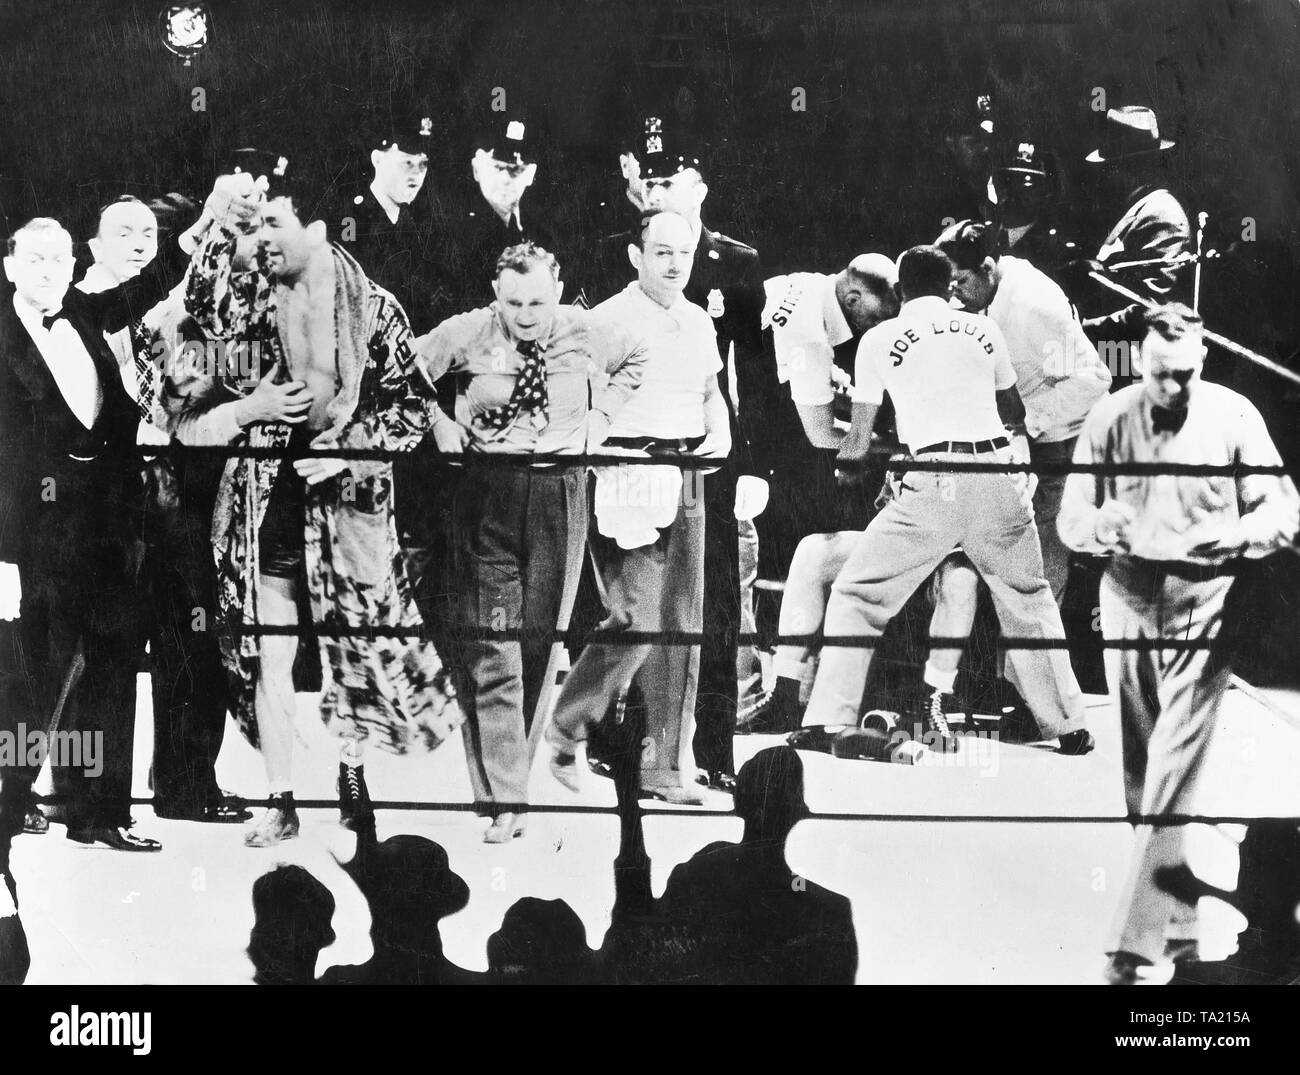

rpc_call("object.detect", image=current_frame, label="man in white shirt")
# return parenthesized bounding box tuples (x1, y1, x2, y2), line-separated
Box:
(764, 254, 900, 449)
(1059, 304, 1299, 983)
(547, 209, 731, 802)
(801, 246, 1089, 752)
(938, 218, 1111, 599)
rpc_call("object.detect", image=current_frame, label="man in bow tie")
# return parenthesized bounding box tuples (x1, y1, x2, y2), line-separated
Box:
(1058, 303, 1299, 983)
(415, 241, 647, 841)
(0, 198, 215, 851)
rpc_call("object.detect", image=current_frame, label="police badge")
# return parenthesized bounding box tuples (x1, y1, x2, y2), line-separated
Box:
(707, 288, 725, 318)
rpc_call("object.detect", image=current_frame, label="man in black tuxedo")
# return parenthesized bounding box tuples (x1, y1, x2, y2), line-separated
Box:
(0, 199, 218, 851)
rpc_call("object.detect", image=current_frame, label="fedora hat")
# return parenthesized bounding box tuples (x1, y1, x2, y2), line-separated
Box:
(1086, 106, 1175, 163)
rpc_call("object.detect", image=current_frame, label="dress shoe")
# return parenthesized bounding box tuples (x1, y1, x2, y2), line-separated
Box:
(695, 770, 737, 794)
(154, 798, 253, 823)
(67, 824, 163, 852)
(244, 798, 299, 848)
(546, 725, 585, 794)
(640, 783, 706, 806)
(483, 812, 527, 843)
(1103, 950, 1152, 985)
(586, 757, 615, 781)
(1058, 729, 1096, 756)
(786, 724, 851, 754)
(23, 808, 49, 835)
(338, 763, 375, 830)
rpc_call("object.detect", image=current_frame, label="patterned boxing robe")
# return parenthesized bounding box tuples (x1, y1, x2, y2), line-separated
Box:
(174, 223, 462, 753)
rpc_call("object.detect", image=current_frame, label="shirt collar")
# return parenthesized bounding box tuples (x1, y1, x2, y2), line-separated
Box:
(12, 291, 55, 328)
(901, 295, 953, 314)
(491, 303, 558, 352)
(626, 280, 688, 317)
(78, 262, 118, 295)
(822, 275, 852, 347)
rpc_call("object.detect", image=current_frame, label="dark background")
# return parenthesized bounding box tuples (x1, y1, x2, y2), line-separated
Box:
(2, 0, 1298, 682)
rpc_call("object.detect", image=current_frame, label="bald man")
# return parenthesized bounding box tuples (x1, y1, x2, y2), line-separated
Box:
(765, 254, 901, 449)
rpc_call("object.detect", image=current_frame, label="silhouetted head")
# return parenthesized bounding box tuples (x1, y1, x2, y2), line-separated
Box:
(247, 865, 336, 985)
(487, 897, 599, 984)
(343, 834, 470, 957)
(734, 746, 811, 846)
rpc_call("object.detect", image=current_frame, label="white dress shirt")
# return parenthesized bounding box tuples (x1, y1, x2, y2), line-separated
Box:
(12, 293, 101, 429)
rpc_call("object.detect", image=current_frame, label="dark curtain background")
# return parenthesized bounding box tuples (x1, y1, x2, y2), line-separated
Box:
(2, 0, 1297, 682)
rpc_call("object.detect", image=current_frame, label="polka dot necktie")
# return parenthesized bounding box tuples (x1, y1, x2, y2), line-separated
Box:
(476, 338, 550, 433)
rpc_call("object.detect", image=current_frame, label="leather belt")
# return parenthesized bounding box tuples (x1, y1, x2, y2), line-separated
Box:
(603, 434, 706, 454)
(911, 436, 1009, 455)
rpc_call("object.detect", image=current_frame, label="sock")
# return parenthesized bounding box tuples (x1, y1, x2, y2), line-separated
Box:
(923, 660, 958, 695)
(340, 739, 364, 767)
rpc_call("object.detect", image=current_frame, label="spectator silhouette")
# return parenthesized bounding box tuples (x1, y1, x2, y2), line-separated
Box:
(247, 864, 336, 985)
(652, 746, 858, 984)
(0, 823, 29, 984)
(1158, 820, 1300, 984)
(320, 829, 481, 985)
(487, 897, 602, 984)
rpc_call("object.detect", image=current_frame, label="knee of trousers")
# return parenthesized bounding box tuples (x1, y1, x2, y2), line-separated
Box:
(825, 579, 894, 634)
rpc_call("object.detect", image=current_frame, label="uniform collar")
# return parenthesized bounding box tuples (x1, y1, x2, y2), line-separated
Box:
(369, 181, 402, 225)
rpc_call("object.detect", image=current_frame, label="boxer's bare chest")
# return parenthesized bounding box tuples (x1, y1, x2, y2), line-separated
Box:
(276, 265, 339, 430)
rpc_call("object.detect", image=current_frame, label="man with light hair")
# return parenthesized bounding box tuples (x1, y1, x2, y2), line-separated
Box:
(1059, 302, 1299, 984)
(415, 240, 646, 841)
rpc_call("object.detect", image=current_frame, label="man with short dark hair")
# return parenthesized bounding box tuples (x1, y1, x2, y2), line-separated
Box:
(1059, 303, 1299, 984)
(616, 124, 778, 794)
(547, 209, 730, 803)
(414, 240, 646, 841)
(173, 152, 462, 847)
(937, 217, 1111, 600)
(801, 246, 1090, 751)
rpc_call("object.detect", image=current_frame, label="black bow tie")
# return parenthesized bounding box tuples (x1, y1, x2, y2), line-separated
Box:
(41, 310, 65, 330)
(1151, 404, 1188, 435)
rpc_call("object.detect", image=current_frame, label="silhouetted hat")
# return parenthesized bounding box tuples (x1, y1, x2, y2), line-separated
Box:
(1086, 106, 1175, 163)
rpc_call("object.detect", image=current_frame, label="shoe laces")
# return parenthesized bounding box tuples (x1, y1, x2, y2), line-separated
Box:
(928, 691, 951, 737)
(345, 765, 362, 799)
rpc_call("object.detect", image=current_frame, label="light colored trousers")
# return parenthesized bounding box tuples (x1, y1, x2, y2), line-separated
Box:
(551, 496, 705, 788)
(804, 451, 1086, 735)
(1101, 557, 1234, 962)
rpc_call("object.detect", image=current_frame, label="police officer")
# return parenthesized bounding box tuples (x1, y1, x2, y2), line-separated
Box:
(801, 246, 1091, 753)
(455, 117, 564, 309)
(330, 110, 438, 332)
(989, 140, 1077, 280)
